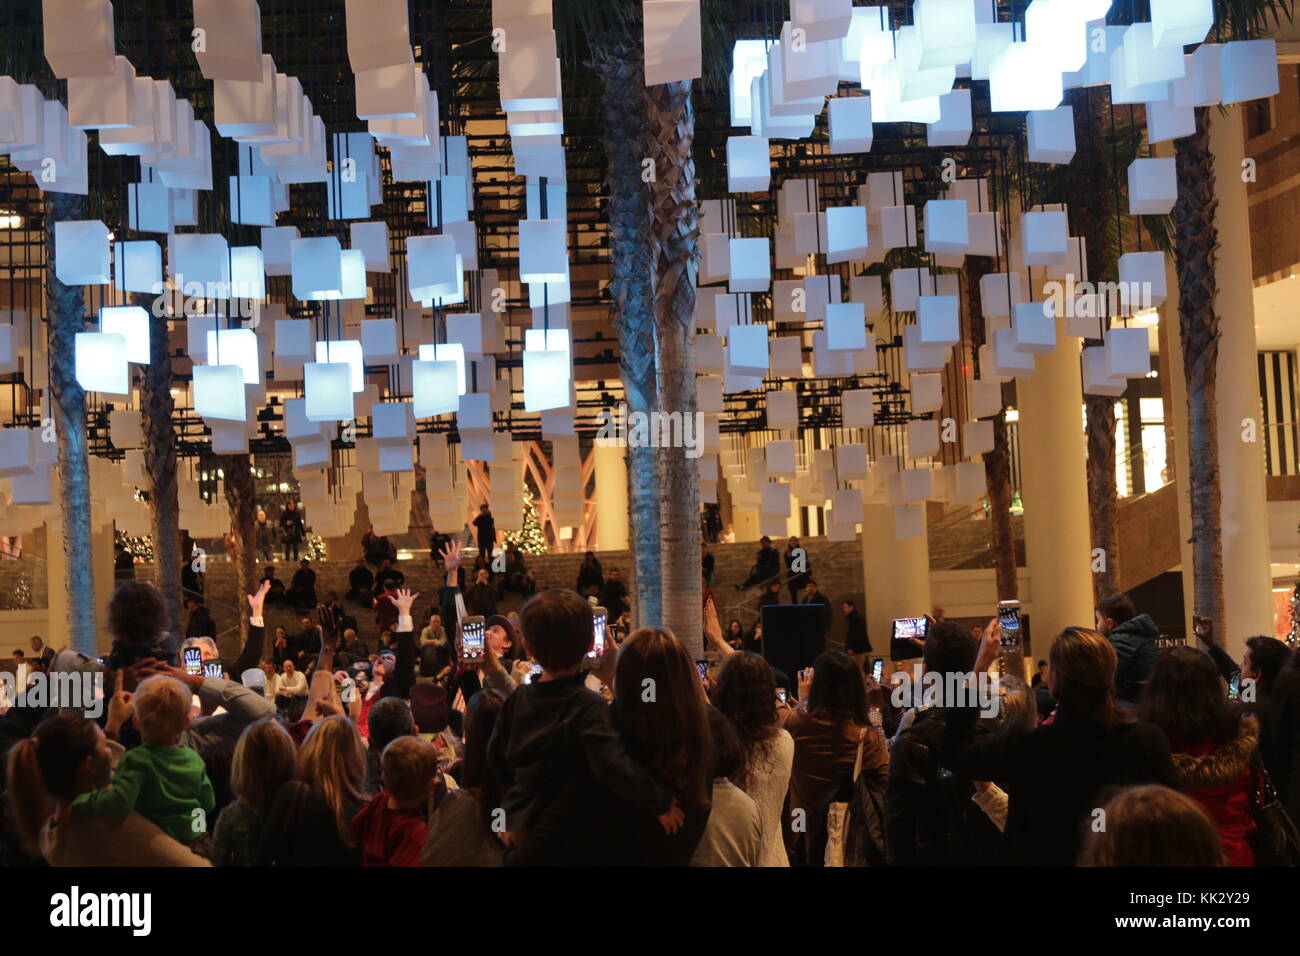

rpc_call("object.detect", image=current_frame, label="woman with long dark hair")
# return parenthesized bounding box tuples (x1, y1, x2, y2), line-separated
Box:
(712, 651, 793, 866)
(783, 650, 887, 866)
(422, 688, 507, 866)
(1138, 646, 1258, 865)
(942, 626, 1179, 865)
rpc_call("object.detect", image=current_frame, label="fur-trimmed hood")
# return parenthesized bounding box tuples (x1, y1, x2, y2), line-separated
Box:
(1172, 713, 1259, 790)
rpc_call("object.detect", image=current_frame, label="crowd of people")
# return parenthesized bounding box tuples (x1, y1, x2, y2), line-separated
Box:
(2, 529, 1298, 868)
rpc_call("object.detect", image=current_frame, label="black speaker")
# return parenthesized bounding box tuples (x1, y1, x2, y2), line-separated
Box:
(760, 604, 827, 698)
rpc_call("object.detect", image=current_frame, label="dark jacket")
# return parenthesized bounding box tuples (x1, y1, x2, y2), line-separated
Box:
(1266, 665, 1300, 825)
(844, 610, 870, 655)
(186, 605, 216, 640)
(1107, 614, 1160, 703)
(799, 592, 833, 633)
(348, 565, 374, 593)
(886, 708, 1003, 865)
(755, 545, 780, 580)
(942, 706, 1179, 865)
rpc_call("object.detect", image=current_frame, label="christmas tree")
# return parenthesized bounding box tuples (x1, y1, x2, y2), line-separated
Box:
(1288, 580, 1300, 648)
(504, 483, 549, 554)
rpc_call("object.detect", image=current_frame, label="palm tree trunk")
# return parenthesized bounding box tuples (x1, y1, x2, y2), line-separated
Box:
(139, 298, 184, 646)
(1173, 107, 1225, 634)
(44, 193, 99, 653)
(223, 454, 258, 648)
(1066, 87, 1121, 600)
(591, 37, 662, 628)
(643, 77, 701, 654)
(964, 257, 1018, 601)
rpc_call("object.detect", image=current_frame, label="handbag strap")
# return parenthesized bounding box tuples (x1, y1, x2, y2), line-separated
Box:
(852, 727, 867, 782)
(1250, 748, 1281, 809)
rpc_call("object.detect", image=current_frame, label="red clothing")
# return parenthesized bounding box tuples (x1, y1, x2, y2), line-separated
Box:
(351, 792, 427, 867)
(1169, 715, 1259, 867)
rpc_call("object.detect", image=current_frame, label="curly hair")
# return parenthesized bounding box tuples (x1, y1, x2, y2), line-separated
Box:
(107, 582, 169, 648)
(712, 651, 779, 792)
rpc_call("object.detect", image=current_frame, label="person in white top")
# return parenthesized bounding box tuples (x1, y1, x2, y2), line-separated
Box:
(692, 709, 763, 866)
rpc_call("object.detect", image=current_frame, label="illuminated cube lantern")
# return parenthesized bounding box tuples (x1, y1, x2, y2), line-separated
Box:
(1173, 44, 1222, 108)
(892, 27, 956, 102)
(344, 0, 412, 71)
(990, 327, 1035, 377)
(988, 42, 1064, 113)
(766, 391, 798, 430)
(1105, 327, 1151, 379)
(193, 364, 248, 422)
(261, 226, 300, 276)
(910, 372, 943, 413)
(1026, 105, 1076, 164)
(908, 421, 941, 460)
(1127, 158, 1176, 216)
(778, 22, 842, 102)
(229, 175, 275, 227)
(406, 235, 460, 299)
(1021, 211, 1068, 266)
(880, 205, 917, 249)
(1150, 0, 1213, 49)
(127, 181, 174, 234)
(968, 212, 1001, 257)
(890, 267, 933, 314)
(0, 325, 16, 376)
(793, 212, 823, 257)
(728, 238, 770, 293)
(761, 481, 791, 517)
(841, 389, 874, 427)
(917, 296, 959, 347)
(825, 302, 866, 351)
(790, 0, 853, 44)
(727, 323, 770, 377)
(67, 57, 136, 129)
(969, 379, 1003, 418)
(850, 274, 884, 317)
(903, 324, 948, 373)
(497, 17, 561, 112)
(371, 401, 415, 444)
(1122, 24, 1186, 88)
(699, 233, 731, 285)
(643, 0, 703, 86)
(1220, 40, 1281, 106)
(1118, 251, 1168, 309)
(172, 233, 231, 292)
(927, 88, 972, 147)
(1146, 98, 1196, 145)
(113, 241, 162, 295)
(824, 206, 868, 263)
(836, 443, 868, 480)
(726, 136, 770, 193)
(924, 200, 969, 256)
(360, 319, 400, 364)
(1045, 236, 1087, 283)
(42, 0, 116, 78)
(769, 337, 803, 377)
(11, 462, 54, 506)
(1023, 0, 1088, 74)
(970, 21, 1014, 81)
(355, 63, 422, 121)
(206, 328, 260, 384)
(1011, 301, 1056, 355)
(518, 219, 569, 283)
(193, 0, 265, 81)
(230, 246, 265, 301)
(697, 375, 724, 413)
(696, 334, 723, 374)
(214, 56, 279, 138)
(964, 420, 994, 455)
(1109, 44, 1170, 106)
(412, 360, 462, 417)
(98, 306, 150, 365)
(418, 343, 468, 395)
(303, 362, 356, 422)
(274, 318, 313, 368)
(74, 332, 128, 394)
(828, 96, 873, 154)
(979, 272, 1024, 318)
(950, 461, 985, 505)
(914, 0, 978, 69)
(1082, 346, 1128, 397)
(351, 221, 390, 272)
(55, 220, 111, 286)
(900, 469, 933, 504)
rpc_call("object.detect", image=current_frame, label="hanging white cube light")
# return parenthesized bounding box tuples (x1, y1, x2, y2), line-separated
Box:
(988, 42, 1063, 113)
(836, 444, 869, 479)
(1220, 40, 1280, 105)
(417, 343, 468, 395)
(350, 221, 390, 272)
(927, 88, 972, 147)
(407, 234, 460, 300)
(206, 328, 261, 384)
(765, 391, 798, 430)
(914, 0, 978, 69)
(1109, 43, 1170, 106)
(214, 56, 278, 138)
(1105, 327, 1151, 379)
(790, 0, 852, 44)
(303, 362, 356, 421)
(990, 327, 1035, 377)
(360, 319, 400, 364)
(907, 421, 941, 460)
(893, 26, 957, 100)
(846, 6, 892, 82)
(98, 306, 150, 365)
(1122, 23, 1186, 89)
(261, 225, 300, 276)
(518, 219, 569, 283)
(274, 318, 313, 368)
(1011, 301, 1056, 355)
(917, 296, 960, 347)
(193, 364, 248, 422)
(1173, 44, 1223, 108)
(73, 332, 128, 394)
(824, 206, 869, 263)
(900, 469, 933, 504)
(291, 236, 344, 300)
(1127, 158, 1177, 215)
(335, 250, 368, 300)
(911, 373, 944, 413)
(42, 0, 116, 78)
(411, 361, 462, 418)
(498, 26, 561, 112)
(126, 181, 174, 234)
(880, 205, 917, 250)
(964, 420, 994, 455)
(644, 0, 703, 86)
(967, 212, 1002, 257)
(979, 272, 1025, 318)
(728, 238, 771, 293)
(924, 200, 969, 256)
(193, 0, 264, 81)
(1024, 0, 1089, 74)
(355, 63, 422, 120)
(371, 401, 415, 445)
(761, 481, 792, 517)
(67, 56, 135, 129)
(230, 246, 266, 300)
(850, 274, 884, 317)
(842, 388, 875, 427)
(778, 23, 842, 101)
(969, 379, 1003, 418)
(1082, 346, 1128, 396)
(55, 220, 111, 285)
(970, 22, 1014, 81)
(172, 233, 231, 292)
(769, 336, 803, 376)
(825, 302, 867, 351)
(903, 324, 949, 373)
(112, 240, 163, 295)
(828, 96, 873, 154)
(344, 0, 413, 71)
(1026, 105, 1076, 164)
(727, 323, 770, 377)
(228, 175, 275, 227)
(726, 136, 770, 193)
(315, 339, 365, 392)
(1022, 211, 1068, 266)
(1150, 0, 1213, 50)
(890, 267, 933, 314)
(1145, 98, 1196, 144)
(1118, 251, 1168, 308)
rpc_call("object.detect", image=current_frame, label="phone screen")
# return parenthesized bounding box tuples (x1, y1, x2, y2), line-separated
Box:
(871, 658, 884, 683)
(461, 617, 485, 662)
(183, 648, 202, 677)
(202, 660, 223, 679)
(696, 660, 708, 680)
(776, 687, 788, 703)
(588, 607, 607, 659)
(892, 617, 928, 640)
(526, 663, 543, 684)
(998, 602, 1021, 649)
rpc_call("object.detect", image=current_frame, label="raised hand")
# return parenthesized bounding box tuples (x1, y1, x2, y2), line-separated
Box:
(388, 588, 419, 617)
(439, 539, 463, 574)
(247, 580, 271, 618)
(316, 604, 342, 649)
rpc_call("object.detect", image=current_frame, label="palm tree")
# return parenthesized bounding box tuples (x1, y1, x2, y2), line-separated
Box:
(44, 192, 98, 653)
(223, 453, 258, 647)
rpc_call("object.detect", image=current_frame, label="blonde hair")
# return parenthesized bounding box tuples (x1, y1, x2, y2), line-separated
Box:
(296, 715, 366, 843)
(997, 675, 1038, 735)
(231, 720, 296, 813)
(132, 676, 192, 745)
(380, 736, 439, 801)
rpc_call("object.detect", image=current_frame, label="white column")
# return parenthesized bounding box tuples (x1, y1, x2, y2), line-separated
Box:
(861, 501, 932, 649)
(1210, 109, 1274, 652)
(592, 442, 629, 552)
(1016, 312, 1095, 654)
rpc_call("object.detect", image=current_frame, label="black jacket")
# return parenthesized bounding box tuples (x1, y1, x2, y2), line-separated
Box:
(186, 605, 217, 640)
(1106, 614, 1160, 703)
(942, 706, 1179, 865)
(1266, 665, 1300, 825)
(844, 610, 870, 654)
(800, 592, 832, 632)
